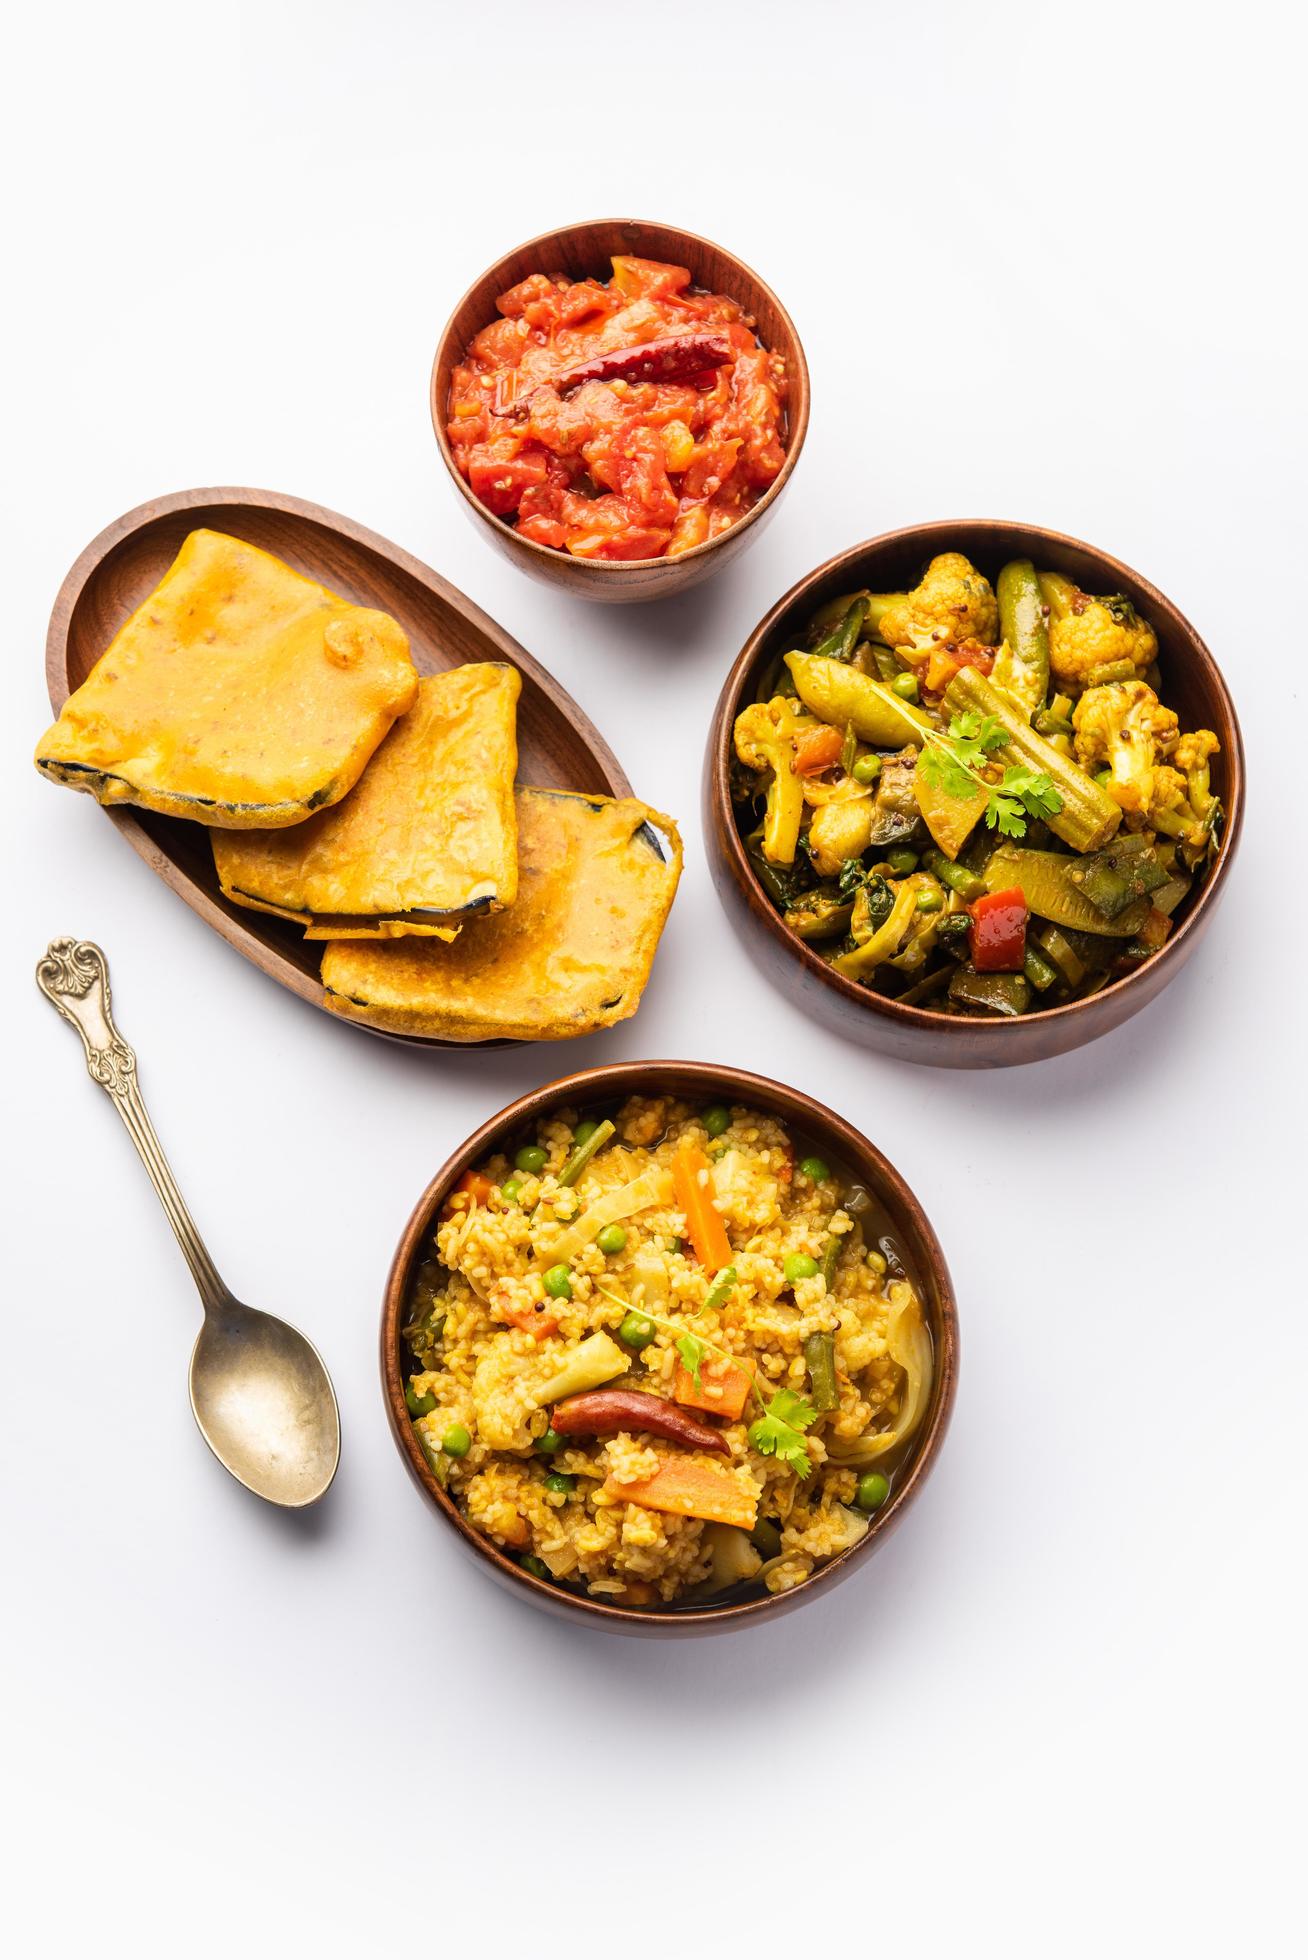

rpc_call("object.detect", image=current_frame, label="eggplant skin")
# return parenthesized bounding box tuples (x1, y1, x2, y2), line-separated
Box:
(35, 529, 417, 828)
(321, 788, 683, 1042)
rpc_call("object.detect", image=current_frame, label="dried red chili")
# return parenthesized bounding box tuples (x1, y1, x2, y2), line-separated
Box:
(548, 1388, 730, 1456)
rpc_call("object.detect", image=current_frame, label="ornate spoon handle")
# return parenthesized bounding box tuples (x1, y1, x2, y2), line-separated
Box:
(36, 937, 228, 1310)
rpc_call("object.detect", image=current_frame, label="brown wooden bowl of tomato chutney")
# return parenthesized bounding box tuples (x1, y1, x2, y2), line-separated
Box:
(704, 520, 1245, 1069)
(381, 1062, 958, 1636)
(430, 219, 810, 603)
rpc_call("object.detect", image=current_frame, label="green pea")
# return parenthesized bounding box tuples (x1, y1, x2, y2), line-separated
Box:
(405, 1385, 436, 1419)
(596, 1223, 628, 1255)
(784, 1252, 819, 1283)
(703, 1104, 731, 1138)
(619, 1310, 656, 1350)
(798, 1155, 830, 1184)
(536, 1426, 563, 1454)
(855, 1471, 890, 1513)
(572, 1118, 599, 1147)
(668, 1236, 685, 1256)
(916, 888, 943, 913)
(866, 1248, 888, 1275)
(520, 1554, 549, 1579)
(544, 1471, 576, 1495)
(441, 1422, 471, 1458)
(543, 1264, 573, 1300)
(891, 672, 919, 702)
(886, 848, 919, 874)
(852, 754, 882, 784)
(514, 1144, 547, 1175)
(501, 1176, 524, 1204)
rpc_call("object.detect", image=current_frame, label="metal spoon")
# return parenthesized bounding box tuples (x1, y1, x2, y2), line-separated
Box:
(36, 937, 341, 1507)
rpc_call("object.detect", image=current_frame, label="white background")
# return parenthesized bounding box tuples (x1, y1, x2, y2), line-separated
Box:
(3, 3, 1303, 1953)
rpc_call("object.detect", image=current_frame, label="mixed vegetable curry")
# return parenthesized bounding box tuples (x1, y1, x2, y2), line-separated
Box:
(731, 552, 1223, 1017)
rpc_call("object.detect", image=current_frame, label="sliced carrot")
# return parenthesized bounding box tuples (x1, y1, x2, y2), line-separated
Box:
(792, 724, 844, 776)
(495, 1298, 562, 1341)
(672, 1353, 755, 1422)
(671, 1140, 733, 1270)
(444, 1169, 496, 1216)
(601, 1457, 757, 1531)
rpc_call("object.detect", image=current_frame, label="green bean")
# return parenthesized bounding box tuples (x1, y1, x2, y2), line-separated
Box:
(1084, 657, 1138, 687)
(923, 849, 987, 901)
(558, 1118, 615, 1186)
(811, 595, 869, 663)
(820, 1235, 841, 1288)
(803, 1330, 839, 1411)
(1033, 709, 1073, 738)
(520, 1555, 549, 1580)
(1023, 943, 1059, 992)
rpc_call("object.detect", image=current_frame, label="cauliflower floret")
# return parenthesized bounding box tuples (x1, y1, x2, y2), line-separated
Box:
(1072, 681, 1179, 820)
(1049, 589, 1157, 690)
(1173, 728, 1219, 777)
(879, 553, 998, 649)
(807, 796, 873, 877)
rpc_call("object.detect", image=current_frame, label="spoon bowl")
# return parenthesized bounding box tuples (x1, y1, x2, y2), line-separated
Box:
(190, 1302, 340, 1508)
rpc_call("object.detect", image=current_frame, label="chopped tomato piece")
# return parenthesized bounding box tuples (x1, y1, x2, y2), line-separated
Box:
(969, 888, 1028, 972)
(792, 725, 845, 776)
(466, 444, 549, 517)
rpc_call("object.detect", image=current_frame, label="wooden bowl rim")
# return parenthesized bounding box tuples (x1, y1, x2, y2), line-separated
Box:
(429, 216, 811, 576)
(43, 484, 632, 1048)
(380, 1058, 959, 1632)
(708, 518, 1246, 1042)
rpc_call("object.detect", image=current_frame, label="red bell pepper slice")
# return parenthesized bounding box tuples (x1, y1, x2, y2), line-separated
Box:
(969, 888, 1028, 972)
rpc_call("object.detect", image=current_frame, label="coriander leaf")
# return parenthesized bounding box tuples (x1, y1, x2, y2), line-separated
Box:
(748, 1388, 819, 1478)
(676, 1332, 706, 1392)
(985, 790, 1029, 838)
(919, 742, 978, 803)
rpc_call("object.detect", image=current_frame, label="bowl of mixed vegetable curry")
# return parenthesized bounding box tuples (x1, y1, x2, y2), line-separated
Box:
(706, 521, 1243, 1067)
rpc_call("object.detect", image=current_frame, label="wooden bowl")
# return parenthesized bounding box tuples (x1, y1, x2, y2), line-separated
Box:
(381, 1060, 959, 1637)
(429, 218, 810, 603)
(705, 520, 1245, 1069)
(44, 487, 633, 1048)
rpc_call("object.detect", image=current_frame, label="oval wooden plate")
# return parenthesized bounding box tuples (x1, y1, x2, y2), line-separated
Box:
(44, 487, 632, 1048)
